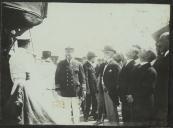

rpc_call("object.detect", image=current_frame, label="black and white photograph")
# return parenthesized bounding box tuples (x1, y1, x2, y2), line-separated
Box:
(0, 1, 172, 127)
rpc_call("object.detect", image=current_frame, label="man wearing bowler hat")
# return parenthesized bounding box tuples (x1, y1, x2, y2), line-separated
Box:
(55, 46, 86, 124)
(96, 46, 120, 124)
(83, 52, 98, 121)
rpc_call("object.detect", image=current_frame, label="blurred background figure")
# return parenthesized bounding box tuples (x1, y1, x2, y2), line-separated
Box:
(131, 45, 142, 66)
(153, 32, 169, 126)
(82, 57, 87, 65)
(113, 53, 126, 68)
(42, 51, 52, 60)
(75, 57, 84, 64)
(95, 58, 105, 77)
(83, 52, 98, 121)
(50, 56, 59, 65)
(38, 51, 56, 90)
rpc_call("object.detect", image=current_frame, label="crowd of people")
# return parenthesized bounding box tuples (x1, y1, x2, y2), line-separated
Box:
(54, 31, 169, 125)
(4, 31, 169, 126)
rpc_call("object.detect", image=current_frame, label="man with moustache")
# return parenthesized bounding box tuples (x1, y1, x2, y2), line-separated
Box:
(55, 47, 86, 124)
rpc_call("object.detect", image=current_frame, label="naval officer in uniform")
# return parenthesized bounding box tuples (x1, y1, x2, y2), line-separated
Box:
(55, 46, 86, 124)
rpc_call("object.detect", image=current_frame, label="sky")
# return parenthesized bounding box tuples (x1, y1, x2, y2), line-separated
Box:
(30, 3, 170, 60)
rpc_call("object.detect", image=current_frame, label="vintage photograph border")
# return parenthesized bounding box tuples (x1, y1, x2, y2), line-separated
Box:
(0, 0, 172, 127)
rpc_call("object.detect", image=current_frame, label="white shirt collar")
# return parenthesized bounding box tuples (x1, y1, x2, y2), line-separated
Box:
(106, 58, 113, 64)
(135, 59, 140, 65)
(164, 50, 169, 56)
(150, 59, 156, 66)
(140, 61, 148, 66)
(66, 58, 73, 63)
(126, 59, 133, 65)
(87, 60, 92, 65)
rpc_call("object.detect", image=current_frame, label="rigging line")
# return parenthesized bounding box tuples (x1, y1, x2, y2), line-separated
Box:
(29, 29, 34, 54)
(29, 29, 37, 62)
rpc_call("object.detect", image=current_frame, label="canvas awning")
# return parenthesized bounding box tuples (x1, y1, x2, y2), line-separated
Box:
(3, 2, 47, 18)
(2, 2, 48, 54)
(2, 2, 48, 30)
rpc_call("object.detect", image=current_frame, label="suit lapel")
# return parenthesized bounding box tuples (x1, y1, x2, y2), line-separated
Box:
(103, 59, 114, 77)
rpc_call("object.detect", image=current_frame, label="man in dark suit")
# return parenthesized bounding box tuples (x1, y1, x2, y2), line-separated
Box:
(55, 47, 86, 124)
(96, 46, 120, 124)
(118, 46, 141, 123)
(153, 32, 169, 125)
(83, 52, 97, 121)
(132, 49, 157, 125)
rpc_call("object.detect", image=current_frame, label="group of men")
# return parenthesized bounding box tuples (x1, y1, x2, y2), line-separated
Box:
(54, 32, 169, 125)
(119, 32, 169, 125)
(7, 30, 169, 125)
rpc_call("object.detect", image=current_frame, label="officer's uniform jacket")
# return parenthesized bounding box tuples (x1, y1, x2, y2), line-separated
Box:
(55, 59, 86, 97)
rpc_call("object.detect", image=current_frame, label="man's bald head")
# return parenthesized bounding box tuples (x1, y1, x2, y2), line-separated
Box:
(156, 32, 169, 55)
(126, 45, 141, 60)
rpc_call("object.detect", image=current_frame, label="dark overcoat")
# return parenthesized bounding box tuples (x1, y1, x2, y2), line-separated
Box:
(132, 63, 157, 122)
(83, 61, 97, 94)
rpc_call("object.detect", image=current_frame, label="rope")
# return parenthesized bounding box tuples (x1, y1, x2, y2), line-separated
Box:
(29, 29, 37, 62)
(29, 29, 35, 54)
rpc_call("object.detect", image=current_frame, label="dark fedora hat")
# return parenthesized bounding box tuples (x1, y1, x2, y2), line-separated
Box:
(87, 51, 97, 60)
(103, 45, 116, 53)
